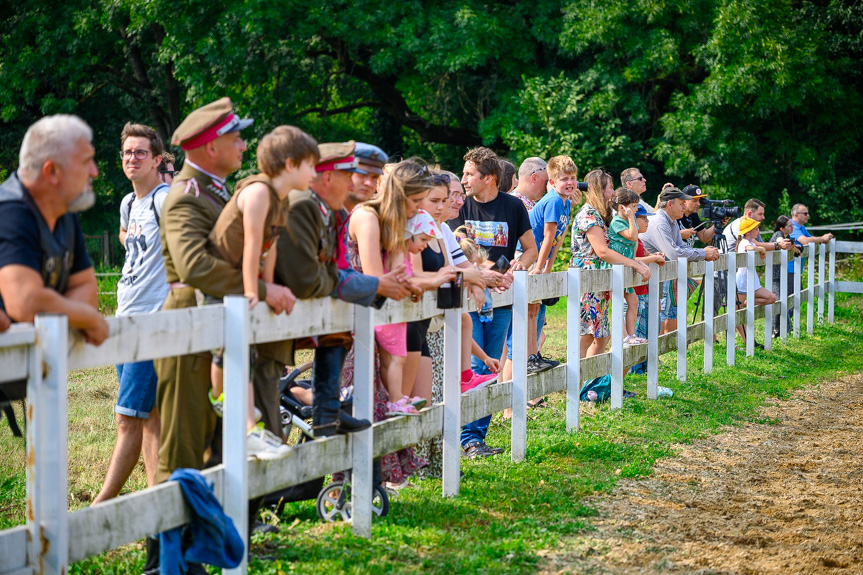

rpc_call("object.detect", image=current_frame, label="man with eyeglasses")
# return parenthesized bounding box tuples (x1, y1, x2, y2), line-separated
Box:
(621, 167, 653, 213)
(784, 203, 833, 331)
(158, 151, 176, 185)
(510, 157, 548, 212)
(92, 123, 170, 507)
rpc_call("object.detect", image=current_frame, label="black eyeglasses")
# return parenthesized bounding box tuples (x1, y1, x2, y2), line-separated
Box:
(120, 149, 151, 160)
(159, 169, 176, 177)
(632, 176, 646, 182)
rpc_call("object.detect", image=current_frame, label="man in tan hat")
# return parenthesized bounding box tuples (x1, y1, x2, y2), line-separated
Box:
(154, 97, 294, 485)
(274, 141, 415, 436)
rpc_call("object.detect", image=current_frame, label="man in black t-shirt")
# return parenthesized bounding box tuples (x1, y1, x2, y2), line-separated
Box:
(446, 146, 537, 459)
(0, 114, 108, 345)
(676, 184, 714, 249)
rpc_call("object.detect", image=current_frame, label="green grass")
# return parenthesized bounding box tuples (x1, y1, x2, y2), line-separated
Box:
(2, 283, 862, 573)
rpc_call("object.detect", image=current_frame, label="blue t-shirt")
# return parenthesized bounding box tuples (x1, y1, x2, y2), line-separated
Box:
(787, 220, 812, 272)
(529, 190, 570, 264)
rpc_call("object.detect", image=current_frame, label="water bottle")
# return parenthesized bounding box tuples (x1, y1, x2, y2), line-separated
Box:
(478, 288, 493, 323)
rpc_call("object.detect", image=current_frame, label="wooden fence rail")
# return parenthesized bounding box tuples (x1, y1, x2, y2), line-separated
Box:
(1, 239, 859, 575)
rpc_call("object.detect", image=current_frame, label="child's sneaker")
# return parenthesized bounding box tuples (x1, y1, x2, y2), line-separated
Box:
(384, 401, 420, 417)
(460, 372, 497, 394)
(657, 386, 674, 398)
(247, 424, 291, 460)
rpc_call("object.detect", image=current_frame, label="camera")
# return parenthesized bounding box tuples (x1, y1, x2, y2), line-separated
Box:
(577, 181, 588, 191)
(699, 198, 740, 231)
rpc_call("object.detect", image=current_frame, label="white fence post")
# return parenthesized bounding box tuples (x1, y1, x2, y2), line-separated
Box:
(676, 258, 688, 382)
(828, 238, 836, 324)
(746, 250, 755, 357)
(610, 265, 624, 410)
(818, 243, 826, 324)
(726, 251, 736, 366)
(352, 305, 375, 537)
(763, 251, 773, 352)
(794, 256, 802, 338)
(442, 307, 462, 496)
(511, 270, 528, 461)
(780, 249, 789, 342)
(704, 259, 714, 374)
(31, 315, 69, 575)
(646, 263, 660, 399)
(566, 268, 580, 430)
(807, 243, 815, 335)
(223, 297, 250, 575)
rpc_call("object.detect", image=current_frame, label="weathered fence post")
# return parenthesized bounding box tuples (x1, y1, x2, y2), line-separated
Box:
(566, 268, 580, 430)
(102, 230, 111, 267)
(223, 297, 250, 575)
(763, 251, 773, 352)
(646, 263, 660, 399)
(704, 259, 714, 374)
(828, 238, 836, 324)
(818, 243, 826, 324)
(780, 249, 789, 342)
(442, 306, 462, 496)
(676, 258, 688, 381)
(793, 256, 802, 338)
(807, 243, 815, 335)
(511, 270, 528, 461)
(30, 314, 69, 575)
(352, 305, 375, 537)
(610, 264, 624, 409)
(726, 252, 736, 366)
(746, 250, 755, 357)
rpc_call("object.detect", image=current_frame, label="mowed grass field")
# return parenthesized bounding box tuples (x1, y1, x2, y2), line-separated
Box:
(1, 269, 862, 574)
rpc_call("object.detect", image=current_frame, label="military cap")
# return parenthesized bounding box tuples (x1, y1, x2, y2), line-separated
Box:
(681, 184, 706, 199)
(316, 140, 361, 173)
(171, 97, 253, 151)
(353, 142, 389, 175)
(658, 187, 693, 203)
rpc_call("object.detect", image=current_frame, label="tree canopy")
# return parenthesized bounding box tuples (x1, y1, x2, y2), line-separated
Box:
(2, 0, 861, 232)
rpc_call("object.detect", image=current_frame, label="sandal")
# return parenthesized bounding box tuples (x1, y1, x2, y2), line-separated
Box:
(527, 398, 548, 409)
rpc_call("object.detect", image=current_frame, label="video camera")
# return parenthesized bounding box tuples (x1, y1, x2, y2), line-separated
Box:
(699, 198, 740, 232)
(577, 181, 588, 191)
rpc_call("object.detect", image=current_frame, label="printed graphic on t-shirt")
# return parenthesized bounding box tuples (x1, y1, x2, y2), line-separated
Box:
(464, 220, 509, 247)
(119, 217, 153, 288)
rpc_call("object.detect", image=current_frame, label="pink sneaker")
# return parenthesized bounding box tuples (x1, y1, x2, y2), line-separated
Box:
(460, 372, 498, 394)
(385, 401, 420, 417)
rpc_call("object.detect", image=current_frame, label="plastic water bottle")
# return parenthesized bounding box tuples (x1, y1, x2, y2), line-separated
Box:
(478, 288, 493, 323)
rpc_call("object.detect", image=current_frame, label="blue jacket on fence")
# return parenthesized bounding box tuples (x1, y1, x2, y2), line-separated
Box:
(160, 468, 244, 575)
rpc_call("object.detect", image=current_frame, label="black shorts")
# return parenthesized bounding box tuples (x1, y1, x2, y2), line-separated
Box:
(406, 319, 431, 357)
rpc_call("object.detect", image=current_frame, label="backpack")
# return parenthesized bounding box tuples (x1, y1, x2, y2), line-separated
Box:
(121, 184, 167, 229)
(580, 375, 612, 402)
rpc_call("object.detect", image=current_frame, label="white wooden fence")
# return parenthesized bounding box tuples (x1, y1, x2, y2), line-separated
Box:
(0, 239, 856, 575)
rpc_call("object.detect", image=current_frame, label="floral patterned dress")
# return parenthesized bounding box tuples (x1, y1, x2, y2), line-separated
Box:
(569, 203, 611, 338)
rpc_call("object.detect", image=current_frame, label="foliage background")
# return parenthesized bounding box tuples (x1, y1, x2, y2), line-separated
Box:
(1, 0, 861, 238)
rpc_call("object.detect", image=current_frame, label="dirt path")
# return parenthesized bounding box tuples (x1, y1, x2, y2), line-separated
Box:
(544, 374, 863, 575)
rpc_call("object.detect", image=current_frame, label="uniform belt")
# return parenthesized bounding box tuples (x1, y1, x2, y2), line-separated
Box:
(169, 282, 191, 289)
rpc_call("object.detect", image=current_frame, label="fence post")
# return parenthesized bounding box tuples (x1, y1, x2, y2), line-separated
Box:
(746, 250, 755, 357)
(726, 251, 736, 366)
(676, 258, 688, 382)
(223, 297, 249, 575)
(828, 238, 836, 324)
(793, 256, 802, 338)
(763, 250, 773, 351)
(442, 306, 462, 497)
(31, 314, 69, 575)
(807, 243, 815, 335)
(780, 249, 788, 342)
(352, 305, 375, 537)
(102, 229, 110, 267)
(646, 263, 660, 399)
(610, 264, 624, 409)
(566, 268, 580, 430)
(818, 243, 826, 324)
(511, 270, 528, 461)
(704, 259, 714, 374)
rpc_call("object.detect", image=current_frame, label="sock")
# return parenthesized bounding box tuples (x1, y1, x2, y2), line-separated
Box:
(461, 369, 473, 383)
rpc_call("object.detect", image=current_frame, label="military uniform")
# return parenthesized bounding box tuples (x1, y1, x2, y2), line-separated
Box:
(154, 98, 266, 483)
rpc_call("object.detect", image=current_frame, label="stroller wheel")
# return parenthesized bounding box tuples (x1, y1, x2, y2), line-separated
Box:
(315, 481, 390, 523)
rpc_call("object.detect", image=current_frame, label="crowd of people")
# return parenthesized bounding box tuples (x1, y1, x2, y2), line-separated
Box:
(0, 98, 835, 574)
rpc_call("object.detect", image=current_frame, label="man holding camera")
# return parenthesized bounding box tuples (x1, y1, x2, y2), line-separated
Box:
(641, 187, 721, 334)
(676, 184, 715, 248)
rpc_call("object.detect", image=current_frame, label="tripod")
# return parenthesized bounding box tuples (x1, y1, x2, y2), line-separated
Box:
(692, 229, 728, 324)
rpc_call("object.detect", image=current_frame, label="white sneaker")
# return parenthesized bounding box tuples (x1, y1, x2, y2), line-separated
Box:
(247, 426, 291, 460)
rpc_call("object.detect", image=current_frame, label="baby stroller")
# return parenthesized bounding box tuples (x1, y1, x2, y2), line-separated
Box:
(263, 363, 389, 523)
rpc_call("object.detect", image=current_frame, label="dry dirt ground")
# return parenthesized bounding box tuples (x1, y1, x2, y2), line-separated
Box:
(542, 374, 863, 575)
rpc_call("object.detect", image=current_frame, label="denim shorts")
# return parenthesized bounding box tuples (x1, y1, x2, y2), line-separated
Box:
(660, 280, 677, 322)
(115, 360, 158, 418)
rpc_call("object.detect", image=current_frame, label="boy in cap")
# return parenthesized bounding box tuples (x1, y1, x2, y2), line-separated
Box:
(347, 142, 388, 212)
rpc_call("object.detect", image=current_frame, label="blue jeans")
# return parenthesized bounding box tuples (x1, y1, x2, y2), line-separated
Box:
(504, 304, 546, 360)
(115, 361, 158, 418)
(462, 307, 512, 448)
(312, 344, 349, 426)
